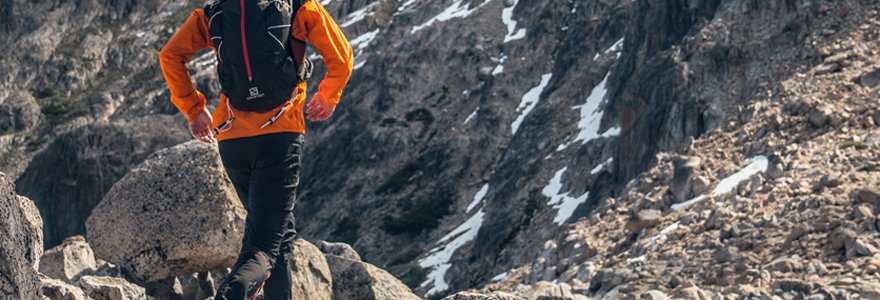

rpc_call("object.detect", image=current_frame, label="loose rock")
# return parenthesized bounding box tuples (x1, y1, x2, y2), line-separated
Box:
(40, 235, 98, 283)
(76, 276, 146, 300)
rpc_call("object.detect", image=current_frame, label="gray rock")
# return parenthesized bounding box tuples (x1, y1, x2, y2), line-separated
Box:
(180, 272, 213, 300)
(713, 246, 738, 263)
(76, 276, 146, 300)
(815, 63, 840, 75)
(860, 68, 880, 88)
(0, 90, 41, 133)
(588, 268, 632, 294)
(763, 256, 803, 273)
(680, 212, 698, 225)
(18, 194, 44, 270)
(812, 172, 844, 192)
(315, 240, 361, 261)
(773, 279, 813, 295)
(640, 290, 668, 300)
(626, 209, 662, 234)
(42, 277, 89, 300)
(0, 172, 43, 299)
(289, 239, 333, 300)
(830, 228, 856, 250)
(39, 235, 98, 282)
(86, 140, 246, 282)
(669, 156, 701, 202)
(442, 292, 524, 300)
(324, 254, 422, 300)
(810, 105, 831, 127)
(672, 287, 710, 300)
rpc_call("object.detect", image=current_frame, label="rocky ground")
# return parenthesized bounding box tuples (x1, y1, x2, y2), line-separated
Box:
(447, 1, 880, 299)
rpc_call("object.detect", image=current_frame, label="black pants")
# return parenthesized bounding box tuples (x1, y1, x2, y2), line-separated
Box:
(215, 132, 303, 300)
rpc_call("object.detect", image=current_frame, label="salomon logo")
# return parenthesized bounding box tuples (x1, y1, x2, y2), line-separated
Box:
(247, 87, 265, 100)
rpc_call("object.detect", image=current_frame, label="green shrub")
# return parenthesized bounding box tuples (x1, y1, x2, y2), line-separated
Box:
(381, 198, 450, 235)
(374, 161, 420, 194)
(841, 141, 867, 150)
(405, 108, 434, 125)
(41, 103, 85, 126)
(329, 216, 360, 245)
(397, 266, 427, 289)
(385, 247, 421, 267)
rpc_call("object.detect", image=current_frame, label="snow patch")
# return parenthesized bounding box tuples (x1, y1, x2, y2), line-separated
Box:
(605, 38, 624, 59)
(511, 73, 552, 134)
(420, 208, 486, 295)
(466, 183, 488, 212)
(320, 0, 332, 6)
(627, 255, 646, 263)
(660, 221, 680, 234)
(672, 156, 769, 210)
(542, 167, 589, 225)
(397, 0, 418, 12)
(590, 158, 613, 175)
(557, 72, 619, 151)
(464, 107, 479, 125)
(411, 0, 492, 34)
(352, 59, 367, 70)
(712, 156, 768, 196)
(491, 272, 508, 282)
(492, 56, 507, 76)
(136, 31, 146, 37)
(502, 0, 526, 42)
(671, 195, 707, 210)
(308, 52, 323, 61)
(341, 5, 374, 28)
(349, 29, 380, 51)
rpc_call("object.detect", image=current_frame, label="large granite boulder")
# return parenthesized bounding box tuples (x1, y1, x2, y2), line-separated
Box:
(86, 140, 246, 283)
(0, 172, 43, 299)
(289, 239, 333, 300)
(40, 236, 98, 282)
(325, 254, 422, 300)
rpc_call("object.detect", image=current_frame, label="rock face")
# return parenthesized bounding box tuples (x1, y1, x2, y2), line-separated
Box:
(76, 276, 147, 300)
(315, 240, 361, 261)
(86, 140, 246, 283)
(325, 254, 423, 300)
(16, 117, 189, 249)
(39, 235, 98, 282)
(0, 172, 43, 299)
(289, 239, 333, 300)
(0, 90, 40, 133)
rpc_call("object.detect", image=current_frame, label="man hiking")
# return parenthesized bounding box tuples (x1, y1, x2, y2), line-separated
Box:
(158, 0, 352, 298)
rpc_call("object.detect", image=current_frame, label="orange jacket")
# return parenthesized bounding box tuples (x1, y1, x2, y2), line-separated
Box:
(159, 0, 353, 141)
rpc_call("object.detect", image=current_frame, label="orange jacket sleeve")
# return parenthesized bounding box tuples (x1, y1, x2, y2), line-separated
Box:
(158, 9, 212, 121)
(293, 1, 353, 108)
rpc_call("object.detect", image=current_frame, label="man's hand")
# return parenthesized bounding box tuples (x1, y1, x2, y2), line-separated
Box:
(189, 108, 216, 143)
(306, 94, 335, 122)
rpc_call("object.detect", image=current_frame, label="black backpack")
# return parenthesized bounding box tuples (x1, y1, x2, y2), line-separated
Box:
(205, 0, 313, 112)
